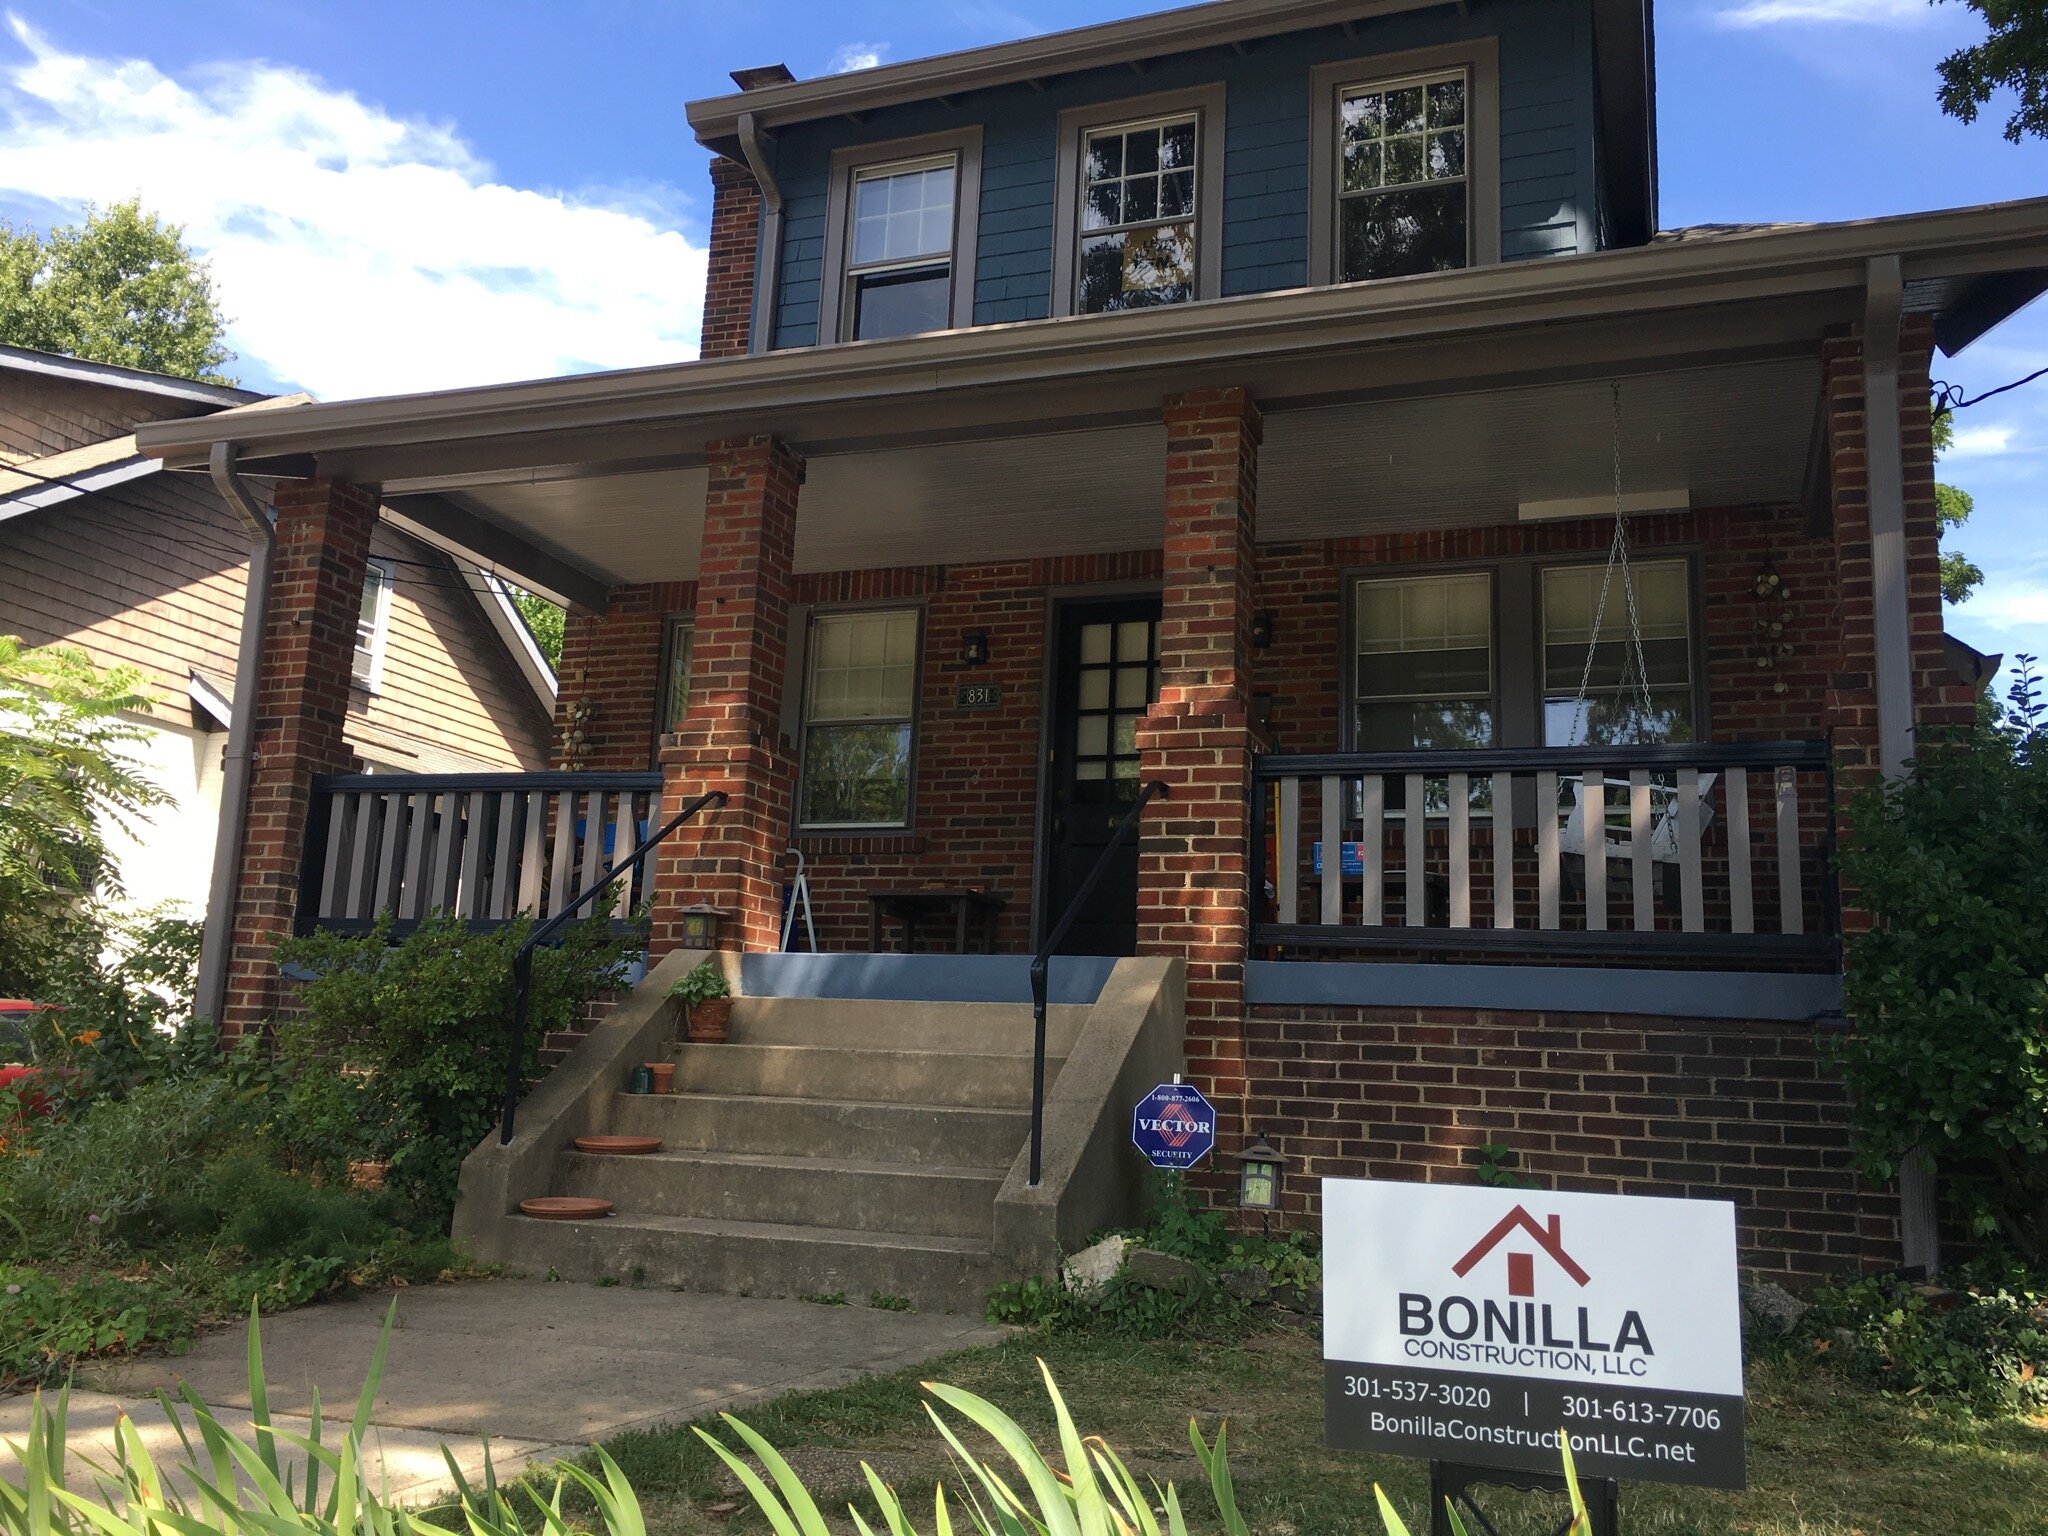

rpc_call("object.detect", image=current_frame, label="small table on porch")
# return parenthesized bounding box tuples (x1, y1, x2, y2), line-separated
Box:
(867, 888, 1008, 954)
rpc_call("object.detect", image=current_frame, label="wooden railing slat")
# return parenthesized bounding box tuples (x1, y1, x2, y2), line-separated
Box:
(431, 793, 462, 917)
(517, 792, 546, 917)
(1362, 775, 1384, 926)
(1537, 771, 1560, 930)
(547, 792, 577, 918)
(579, 791, 607, 906)
(375, 793, 406, 917)
(1448, 773, 1470, 928)
(459, 792, 488, 920)
(1490, 771, 1513, 929)
(345, 793, 375, 920)
(1629, 770, 1653, 932)
(1404, 773, 1425, 928)
(1319, 775, 1342, 926)
(1775, 766, 1804, 936)
(1277, 777, 1300, 924)
(318, 795, 348, 920)
(1677, 768, 1704, 934)
(493, 792, 518, 920)
(1583, 769, 1606, 933)
(611, 793, 638, 918)
(1726, 767, 1754, 935)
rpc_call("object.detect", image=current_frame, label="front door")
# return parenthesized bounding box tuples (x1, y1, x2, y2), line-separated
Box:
(1041, 597, 1162, 955)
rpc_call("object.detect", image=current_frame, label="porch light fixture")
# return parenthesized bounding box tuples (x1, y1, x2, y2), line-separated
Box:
(1234, 1132, 1286, 1213)
(959, 630, 991, 666)
(1251, 610, 1275, 649)
(678, 904, 730, 951)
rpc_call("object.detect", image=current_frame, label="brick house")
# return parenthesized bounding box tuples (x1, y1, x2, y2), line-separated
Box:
(0, 345, 555, 957)
(135, 0, 2048, 1304)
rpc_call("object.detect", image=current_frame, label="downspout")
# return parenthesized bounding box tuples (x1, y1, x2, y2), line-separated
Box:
(1863, 254, 1941, 1276)
(738, 110, 783, 356)
(193, 441, 274, 1030)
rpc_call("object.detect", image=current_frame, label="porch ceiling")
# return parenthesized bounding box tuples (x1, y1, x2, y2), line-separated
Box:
(379, 355, 1820, 586)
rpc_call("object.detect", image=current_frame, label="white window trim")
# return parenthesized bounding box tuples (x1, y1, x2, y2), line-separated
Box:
(1307, 39, 1501, 288)
(795, 604, 925, 832)
(1051, 83, 1226, 318)
(817, 128, 983, 346)
(353, 557, 396, 694)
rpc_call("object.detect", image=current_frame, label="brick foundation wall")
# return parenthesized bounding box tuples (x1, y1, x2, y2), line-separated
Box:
(700, 158, 761, 361)
(1245, 1005, 1901, 1283)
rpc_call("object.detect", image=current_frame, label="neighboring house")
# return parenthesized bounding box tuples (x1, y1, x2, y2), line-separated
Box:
(0, 344, 557, 924)
(133, 0, 2048, 1299)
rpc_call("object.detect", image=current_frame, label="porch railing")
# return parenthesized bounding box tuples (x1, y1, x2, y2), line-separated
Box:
(297, 771, 665, 938)
(1251, 742, 1837, 964)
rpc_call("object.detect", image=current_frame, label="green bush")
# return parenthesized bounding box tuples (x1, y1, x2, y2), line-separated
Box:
(1779, 1262, 2048, 1416)
(274, 910, 644, 1219)
(0, 1263, 196, 1388)
(1834, 657, 2048, 1258)
(988, 1172, 1321, 1339)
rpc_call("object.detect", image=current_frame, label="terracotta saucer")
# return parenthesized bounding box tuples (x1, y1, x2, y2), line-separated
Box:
(573, 1135, 664, 1155)
(519, 1196, 614, 1221)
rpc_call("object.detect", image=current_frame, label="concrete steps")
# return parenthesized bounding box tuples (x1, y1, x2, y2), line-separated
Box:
(504, 995, 1062, 1311)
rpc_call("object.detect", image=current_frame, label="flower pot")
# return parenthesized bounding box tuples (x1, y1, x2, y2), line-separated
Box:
(647, 1061, 676, 1094)
(686, 996, 732, 1043)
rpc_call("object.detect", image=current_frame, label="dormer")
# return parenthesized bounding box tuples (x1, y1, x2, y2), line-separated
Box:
(687, 0, 1656, 355)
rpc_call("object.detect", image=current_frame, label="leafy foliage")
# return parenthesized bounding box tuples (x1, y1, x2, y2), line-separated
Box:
(1931, 405, 1983, 605)
(1935, 0, 2048, 143)
(274, 911, 644, 1217)
(0, 636, 168, 1000)
(510, 587, 566, 668)
(1834, 657, 2048, 1258)
(0, 199, 235, 383)
(667, 957, 729, 1006)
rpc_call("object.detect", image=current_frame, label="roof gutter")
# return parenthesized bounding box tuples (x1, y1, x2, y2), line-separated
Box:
(737, 111, 784, 357)
(194, 441, 274, 1031)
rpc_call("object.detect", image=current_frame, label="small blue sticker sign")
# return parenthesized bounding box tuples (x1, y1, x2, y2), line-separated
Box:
(1131, 1081, 1218, 1171)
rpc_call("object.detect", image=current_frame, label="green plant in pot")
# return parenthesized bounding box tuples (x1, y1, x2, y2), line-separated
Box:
(670, 957, 732, 1043)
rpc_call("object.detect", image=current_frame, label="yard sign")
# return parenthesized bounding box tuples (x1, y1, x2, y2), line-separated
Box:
(1323, 1178, 1746, 1490)
(1131, 1081, 1217, 1170)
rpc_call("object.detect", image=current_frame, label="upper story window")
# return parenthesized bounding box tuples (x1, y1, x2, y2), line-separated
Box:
(1052, 85, 1224, 318)
(1308, 41, 1500, 289)
(819, 129, 982, 345)
(848, 157, 957, 340)
(352, 557, 395, 691)
(1337, 71, 1468, 282)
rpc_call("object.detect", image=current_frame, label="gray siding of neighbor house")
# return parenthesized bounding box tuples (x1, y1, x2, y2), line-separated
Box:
(769, 0, 1598, 349)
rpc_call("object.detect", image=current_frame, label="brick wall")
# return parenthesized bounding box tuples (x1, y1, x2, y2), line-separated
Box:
(1243, 1005, 1900, 1282)
(700, 157, 762, 361)
(221, 477, 377, 1037)
(554, 581, 695, 770)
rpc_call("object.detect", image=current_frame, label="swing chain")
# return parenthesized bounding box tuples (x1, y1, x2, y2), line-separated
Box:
(1566, 382, 1658, 745)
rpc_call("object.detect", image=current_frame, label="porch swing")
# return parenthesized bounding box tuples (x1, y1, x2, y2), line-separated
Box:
(1555, 383, 1716, 868)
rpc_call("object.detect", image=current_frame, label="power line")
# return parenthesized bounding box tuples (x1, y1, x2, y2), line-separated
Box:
(1931, 364, 2048, 417)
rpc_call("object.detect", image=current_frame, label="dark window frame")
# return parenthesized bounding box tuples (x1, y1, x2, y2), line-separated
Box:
(793, 601, 927, 832)
(818, 128, 984, 346)
(653, 613, 695, 763)
(1306, 40, 1502, 288)
(1050, 83, 1227, 319)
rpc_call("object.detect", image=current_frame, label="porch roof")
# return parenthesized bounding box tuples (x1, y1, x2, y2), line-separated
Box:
(132, 197, 2048, 609)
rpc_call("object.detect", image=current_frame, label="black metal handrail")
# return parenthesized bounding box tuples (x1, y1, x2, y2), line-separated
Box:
(1027, 779, 1168, 1187)
(498, 789, 727, 1144)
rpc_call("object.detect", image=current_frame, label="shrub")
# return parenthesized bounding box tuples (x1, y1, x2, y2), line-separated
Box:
(0, 1263, 196, 1388)
(1834, 656, 2048, 1259)
(274, 910, 644, 1219)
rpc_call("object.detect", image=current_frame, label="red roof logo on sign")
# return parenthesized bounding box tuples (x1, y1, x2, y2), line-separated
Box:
(1452, 1206, 1591, 1299)
(1156, 1101, 1204, 1148)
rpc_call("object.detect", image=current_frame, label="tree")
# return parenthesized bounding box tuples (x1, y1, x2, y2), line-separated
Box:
(0, 200, 235, 384)
(1933, 405, 1984, 605)
(1935, 0, 2048, 142)
(509, 588, 565, 669)
(0, 636, 166, 998)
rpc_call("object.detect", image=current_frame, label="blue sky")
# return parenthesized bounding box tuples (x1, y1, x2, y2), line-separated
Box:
(1, 0, 2042, 674)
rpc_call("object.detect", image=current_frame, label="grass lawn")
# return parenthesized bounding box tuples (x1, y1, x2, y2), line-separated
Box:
(587, 1323, 2048, 1536)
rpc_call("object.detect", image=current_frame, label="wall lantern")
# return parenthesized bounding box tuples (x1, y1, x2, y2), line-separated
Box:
(1250, 610, 1276, 649)
(959, 631, 991, 666)
(1234, 1132, 1287, 1214)
(678, 904, 731, 951)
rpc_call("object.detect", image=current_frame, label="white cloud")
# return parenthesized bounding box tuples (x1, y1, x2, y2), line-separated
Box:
(829, 42, 889, 73)
(0, 17, 706, 400)
(1971, 581, 2048, 630)
(1715, 0, 1927, 26)
(1948, 423, 2019, 457)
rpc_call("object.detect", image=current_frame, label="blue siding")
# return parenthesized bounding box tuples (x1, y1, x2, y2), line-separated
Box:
(767, 0, 1598, 348)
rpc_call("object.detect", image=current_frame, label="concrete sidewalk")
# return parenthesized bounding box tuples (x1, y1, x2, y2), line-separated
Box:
(4, 1279, 1007, 1506)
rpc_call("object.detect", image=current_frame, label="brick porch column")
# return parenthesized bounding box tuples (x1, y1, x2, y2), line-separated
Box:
(220, 476, 378, 1037)
(651, 435, 802, 955)
(1137, 387, 1262, 1151)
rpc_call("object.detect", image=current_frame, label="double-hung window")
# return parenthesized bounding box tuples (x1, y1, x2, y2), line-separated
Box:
(1540, 559, 1695, 746)
(1052, 86, 1223, 318)
(352, 558, 395, 691)
(799, 608, 921, 829)
(655, 616, 694, 741)
(821, 130, 981, 345)
(1353, 571, 1495, 752)
(1308, 42, 1499, 288)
